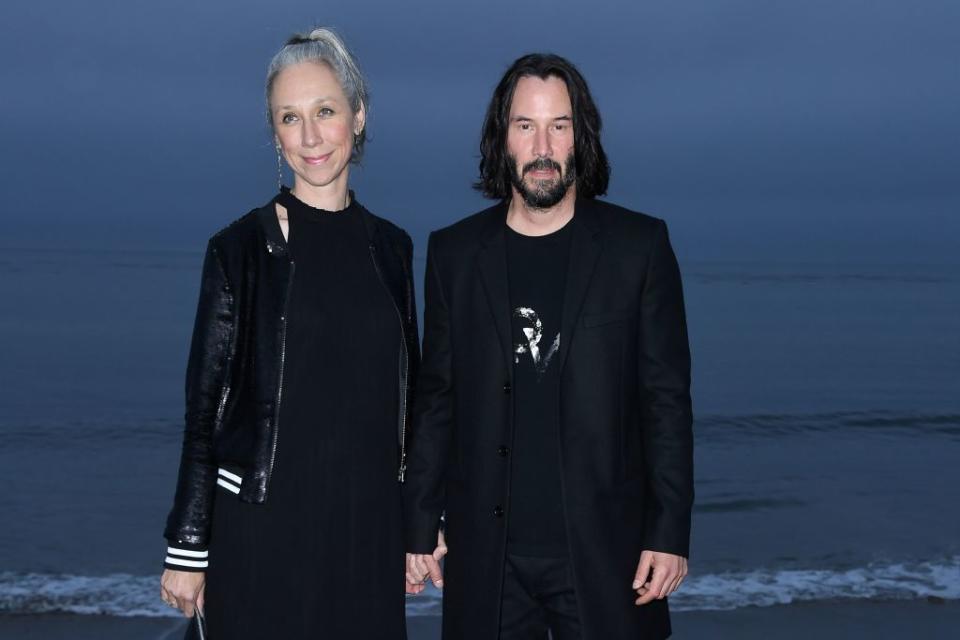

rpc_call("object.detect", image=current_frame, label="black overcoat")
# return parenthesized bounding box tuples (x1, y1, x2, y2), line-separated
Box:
(404, 198, 694, 639)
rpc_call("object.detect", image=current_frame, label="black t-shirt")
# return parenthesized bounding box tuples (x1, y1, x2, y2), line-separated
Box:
(505, 221, 573, 557)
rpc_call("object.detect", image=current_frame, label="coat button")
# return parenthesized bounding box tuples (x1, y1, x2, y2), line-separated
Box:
(497, 446, 509, 457)
(493, 505, 504, 517)
(503, 381, 511, 394)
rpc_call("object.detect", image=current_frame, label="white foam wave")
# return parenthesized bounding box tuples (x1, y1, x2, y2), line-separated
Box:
(0, 573, 171, 618)
(0, 557, 957, 617)
(670, 557, 960, 611)
(0, 572, 446, 619)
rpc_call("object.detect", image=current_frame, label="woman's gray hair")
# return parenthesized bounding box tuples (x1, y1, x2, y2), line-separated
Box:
(266, 27, 369, 161)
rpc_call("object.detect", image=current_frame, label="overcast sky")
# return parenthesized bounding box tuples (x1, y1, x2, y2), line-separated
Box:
(1, 0, 957, 261)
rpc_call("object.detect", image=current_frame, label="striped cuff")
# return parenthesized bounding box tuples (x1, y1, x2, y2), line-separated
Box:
(163, 467, 241, 572)
(164, 543, 208, 572)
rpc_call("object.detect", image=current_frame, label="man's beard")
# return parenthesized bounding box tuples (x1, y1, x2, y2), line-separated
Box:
(508, 152, 577, 210)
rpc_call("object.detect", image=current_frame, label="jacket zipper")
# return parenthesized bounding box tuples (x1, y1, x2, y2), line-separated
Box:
(368, 243, 409, 483)
(215, 385, 231, 423)
(269, 260, 295, 482)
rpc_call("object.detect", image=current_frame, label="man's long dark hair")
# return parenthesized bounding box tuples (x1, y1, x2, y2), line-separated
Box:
(475, 53, 610, 200)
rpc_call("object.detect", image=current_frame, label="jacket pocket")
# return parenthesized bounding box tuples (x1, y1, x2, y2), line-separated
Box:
(582, 309, 631, 329)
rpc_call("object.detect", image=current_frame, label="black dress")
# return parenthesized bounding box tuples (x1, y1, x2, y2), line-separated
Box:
(203, 192, 406, 639)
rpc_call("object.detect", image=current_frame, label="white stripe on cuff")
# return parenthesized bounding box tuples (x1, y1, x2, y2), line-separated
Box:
(218, 468, 242, 484)
(166, 547, 208, 559)
(216, 477, 240, 494)
(165, 557, 209, 569)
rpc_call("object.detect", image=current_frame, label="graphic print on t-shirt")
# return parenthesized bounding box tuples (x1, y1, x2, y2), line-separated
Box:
(505, 222, 572, 556)
(513, 306, 560, 380)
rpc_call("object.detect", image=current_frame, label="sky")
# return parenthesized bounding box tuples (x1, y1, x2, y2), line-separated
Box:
(1, 0, 957, 262)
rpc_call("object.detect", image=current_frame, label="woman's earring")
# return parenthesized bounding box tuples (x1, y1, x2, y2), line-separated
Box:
(275, 144, 284, 190)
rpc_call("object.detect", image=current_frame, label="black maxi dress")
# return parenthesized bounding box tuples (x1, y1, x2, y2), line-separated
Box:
(203, 192, 407, 639)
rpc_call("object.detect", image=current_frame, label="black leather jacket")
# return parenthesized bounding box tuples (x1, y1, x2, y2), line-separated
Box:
(164, 192, 419, 549)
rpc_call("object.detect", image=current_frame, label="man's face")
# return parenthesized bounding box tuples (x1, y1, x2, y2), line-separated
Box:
(506, 75, 576, 209)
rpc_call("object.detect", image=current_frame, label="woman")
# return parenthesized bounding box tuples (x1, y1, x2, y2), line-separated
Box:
(159, 27, 418, 638)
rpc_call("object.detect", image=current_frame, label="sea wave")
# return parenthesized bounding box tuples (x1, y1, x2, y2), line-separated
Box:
(670, 557, 960, 611)
(696, 410, 960, 439)
(0, 247, 202, 275)
(684, 264, 959, 285)
(4, 410, 958, 446)
(1, 557, 956, 618)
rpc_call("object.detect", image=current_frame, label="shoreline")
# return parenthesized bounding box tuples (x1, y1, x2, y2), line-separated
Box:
(1, 599, 956, 638)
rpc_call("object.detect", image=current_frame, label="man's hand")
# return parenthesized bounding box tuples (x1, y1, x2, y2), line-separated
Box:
(632, 550, 687, 605)
(160, 569, 205, 618)
(406, 530, 448, 594)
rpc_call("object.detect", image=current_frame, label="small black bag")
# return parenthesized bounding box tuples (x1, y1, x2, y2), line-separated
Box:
(183, 609, 207, 640)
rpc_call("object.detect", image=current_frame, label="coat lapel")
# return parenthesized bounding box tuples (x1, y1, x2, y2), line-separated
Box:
(557, 200, 603, 372)
(361, 212, 406, 317)
(476, 204, 514, 373)
(257, 199, 289, 258)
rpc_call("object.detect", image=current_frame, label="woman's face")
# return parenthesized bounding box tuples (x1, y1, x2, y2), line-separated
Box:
(270, 61, 363, 193)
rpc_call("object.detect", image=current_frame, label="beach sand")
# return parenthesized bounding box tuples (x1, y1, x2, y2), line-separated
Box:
(1, 599, 956, 638)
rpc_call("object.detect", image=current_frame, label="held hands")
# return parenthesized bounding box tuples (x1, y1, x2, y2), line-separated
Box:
(160, 569, 205, 618)
(633, 550, 687, 605)
(404, 538, 687, 604)
(406, 530, 448, 595)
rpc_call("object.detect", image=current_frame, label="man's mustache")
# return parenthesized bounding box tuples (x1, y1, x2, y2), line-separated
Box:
(522, 158, 562, 176)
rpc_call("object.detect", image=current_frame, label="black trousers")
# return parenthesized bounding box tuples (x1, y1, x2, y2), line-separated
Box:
(499, 553, 582, 640)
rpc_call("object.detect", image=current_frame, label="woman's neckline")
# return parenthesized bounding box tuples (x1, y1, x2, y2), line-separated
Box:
(277, 185, 358, 215)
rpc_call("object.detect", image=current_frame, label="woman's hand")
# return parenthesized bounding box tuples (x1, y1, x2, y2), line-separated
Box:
(160, 569, 205, 617)
(406, 530, 447, 594)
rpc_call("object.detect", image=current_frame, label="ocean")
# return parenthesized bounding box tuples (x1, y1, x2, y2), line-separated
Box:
(1, 245, 957, 619)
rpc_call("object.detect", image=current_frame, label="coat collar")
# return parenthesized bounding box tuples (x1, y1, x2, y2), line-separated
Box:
(557, 199, 602, 372)
(475, 198, 603, 374)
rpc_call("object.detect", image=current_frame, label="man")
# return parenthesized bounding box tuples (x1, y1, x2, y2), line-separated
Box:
(404, 53, 693, 639)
